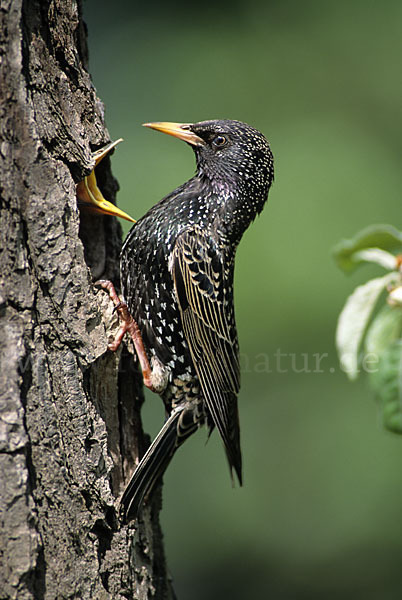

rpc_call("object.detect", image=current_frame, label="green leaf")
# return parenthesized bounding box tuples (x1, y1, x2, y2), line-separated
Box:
(369, 341, 402, 434)
(333, 224, 402, 272)
(365, 304, 402, 357)
(336, 273, 397, 379)
(352, 248, 397, 271)
(388, 285, 402, 307)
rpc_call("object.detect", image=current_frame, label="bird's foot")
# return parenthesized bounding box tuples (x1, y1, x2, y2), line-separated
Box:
(95, 279, 157, 392)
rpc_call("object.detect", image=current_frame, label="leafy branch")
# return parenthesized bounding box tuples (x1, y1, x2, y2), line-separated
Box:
(334, 225, 402, 433)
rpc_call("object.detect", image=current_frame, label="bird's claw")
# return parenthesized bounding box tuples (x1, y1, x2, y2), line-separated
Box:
(95, 279, 157, 392)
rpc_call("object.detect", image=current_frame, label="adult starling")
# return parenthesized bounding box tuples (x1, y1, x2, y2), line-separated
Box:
(99, 119, 274, 522)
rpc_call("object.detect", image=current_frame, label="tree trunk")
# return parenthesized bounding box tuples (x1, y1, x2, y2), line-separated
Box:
(0, 1, 174, 598)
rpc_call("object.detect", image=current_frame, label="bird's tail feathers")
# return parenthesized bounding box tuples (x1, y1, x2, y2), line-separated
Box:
(120, 403, 200, 522)
(119, 408, 182, 522)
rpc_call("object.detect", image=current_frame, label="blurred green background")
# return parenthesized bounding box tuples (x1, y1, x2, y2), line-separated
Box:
(83, 1, 402, 597)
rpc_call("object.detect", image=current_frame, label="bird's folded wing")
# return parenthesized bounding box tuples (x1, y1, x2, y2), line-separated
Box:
(171, 227, 242, 481)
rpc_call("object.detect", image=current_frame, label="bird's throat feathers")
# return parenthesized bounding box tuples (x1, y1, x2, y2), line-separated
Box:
(196, 168, 270, 246)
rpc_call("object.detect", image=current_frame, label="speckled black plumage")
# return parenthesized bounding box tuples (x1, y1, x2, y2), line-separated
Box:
(120, 119, 274, 520)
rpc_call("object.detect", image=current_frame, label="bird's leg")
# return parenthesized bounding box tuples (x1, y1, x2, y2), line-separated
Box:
(95, 279, 157, 393)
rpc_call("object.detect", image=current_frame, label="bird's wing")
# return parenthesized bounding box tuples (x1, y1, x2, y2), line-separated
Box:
(171, 226, 242, 483)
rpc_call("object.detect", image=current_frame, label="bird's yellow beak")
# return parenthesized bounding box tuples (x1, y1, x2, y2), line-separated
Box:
(76, 139, 136, 223)
(143, 122, 205, 147)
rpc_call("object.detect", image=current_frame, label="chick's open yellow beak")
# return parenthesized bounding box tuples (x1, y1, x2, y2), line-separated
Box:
(76, 139, 136, 223)
(143, 122, 205, 147)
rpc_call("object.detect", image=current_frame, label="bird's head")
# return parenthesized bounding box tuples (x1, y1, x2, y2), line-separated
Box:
(143, 119, 274, 203)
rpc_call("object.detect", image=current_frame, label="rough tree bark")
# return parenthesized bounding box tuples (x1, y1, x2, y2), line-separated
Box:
(0, 1, 174, 598)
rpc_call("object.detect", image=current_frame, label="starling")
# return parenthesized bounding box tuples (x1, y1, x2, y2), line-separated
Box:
(99, 119, 274, 521)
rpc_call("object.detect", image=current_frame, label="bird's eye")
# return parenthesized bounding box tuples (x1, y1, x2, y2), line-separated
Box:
(212, 135, 227, 148)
